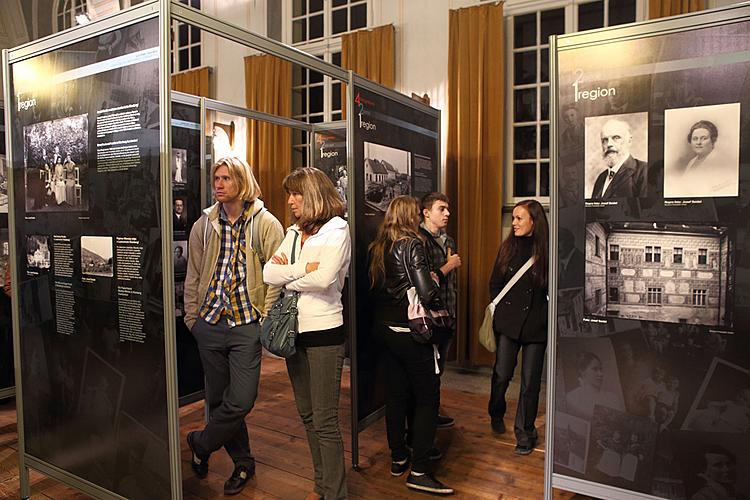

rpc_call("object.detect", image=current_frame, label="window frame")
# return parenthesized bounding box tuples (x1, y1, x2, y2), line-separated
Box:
(171, 0, 203, 73)
(53, 0, 87, 32)
(673, 247, 683, 264)
(503, 0, 647, 207)
(698, 248, 708, 265)
(647, 287, 662, 305)
(284, 0, 372, 46)
(692, 288, 707, 307)
(609, 243, 619, 261)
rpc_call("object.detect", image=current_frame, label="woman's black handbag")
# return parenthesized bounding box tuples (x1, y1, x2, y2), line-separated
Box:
(260, 231, 300, 358)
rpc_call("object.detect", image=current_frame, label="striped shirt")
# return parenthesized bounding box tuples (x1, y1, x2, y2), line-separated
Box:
(199, 202, 260, 327)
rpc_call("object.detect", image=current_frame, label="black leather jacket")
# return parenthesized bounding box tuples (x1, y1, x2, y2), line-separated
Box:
(373, 237, 444, 326)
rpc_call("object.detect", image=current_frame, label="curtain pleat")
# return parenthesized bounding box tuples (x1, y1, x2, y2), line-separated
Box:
(341, 24, 395, 116)
(649, 0, 706, 19)
(244, 55, 293, 227)
(171, 67, 210, 97)
(446, 3, 505, 365)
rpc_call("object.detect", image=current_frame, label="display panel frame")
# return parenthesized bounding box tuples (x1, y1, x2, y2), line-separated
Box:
(547, 4, 750, 500)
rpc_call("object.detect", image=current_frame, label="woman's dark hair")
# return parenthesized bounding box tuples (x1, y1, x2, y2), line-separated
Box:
(495, 199, 548, 288)
(575, 351, 601, 376)
(686, 120, 718, 144)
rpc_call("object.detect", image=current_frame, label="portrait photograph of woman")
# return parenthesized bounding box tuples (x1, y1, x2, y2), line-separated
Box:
(663, 103, 740, 198)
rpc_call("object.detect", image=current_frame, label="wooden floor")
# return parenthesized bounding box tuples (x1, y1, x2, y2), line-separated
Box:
(0, 356, 585, 499)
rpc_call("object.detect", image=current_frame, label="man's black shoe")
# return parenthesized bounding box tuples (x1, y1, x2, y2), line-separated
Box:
(491, 417, 506, 434)
(391, 457, 410, 477)
(224, 464, 254, 495)
(436, 414, 455, 429)
(187, 431, 208, 478)
(514, 442, 535, 456)
(427, 447, 443, 461)
(406, 473, 454, 495)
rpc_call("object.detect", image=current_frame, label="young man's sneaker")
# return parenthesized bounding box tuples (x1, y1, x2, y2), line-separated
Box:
(406, 472, 454, 495)
(491, 417, 506, 434)
(187, 431, 208, 478)
(514, 442, 535, 456)
(224, 464, 254, 495)
(391, 457, 410, 476)
(436, 414, 455, 429)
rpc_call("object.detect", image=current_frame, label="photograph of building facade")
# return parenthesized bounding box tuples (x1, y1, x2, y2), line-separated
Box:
(585, 222, 732, 327)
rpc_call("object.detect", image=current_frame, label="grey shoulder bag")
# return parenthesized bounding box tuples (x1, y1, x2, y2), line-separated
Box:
(260, 231, 300, 358)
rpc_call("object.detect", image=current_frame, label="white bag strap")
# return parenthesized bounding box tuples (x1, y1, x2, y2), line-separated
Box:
(489, 256, 536, 308)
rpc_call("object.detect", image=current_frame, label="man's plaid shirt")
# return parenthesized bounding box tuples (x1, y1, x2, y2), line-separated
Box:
(200, 202, 261, 326)
(419, 224, 457, 319)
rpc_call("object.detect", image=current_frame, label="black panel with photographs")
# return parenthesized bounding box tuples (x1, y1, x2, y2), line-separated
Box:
(8, 20, 173, 498)
(555, 18, 750, 499)
(351, 87, 440, 426)
(171, 100, 204, 402)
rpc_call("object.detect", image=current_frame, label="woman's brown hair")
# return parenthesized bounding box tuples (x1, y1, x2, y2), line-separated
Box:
(367, 196, 423, 289)
(282, 167, 345, 234)
(495, 199, 549, 288)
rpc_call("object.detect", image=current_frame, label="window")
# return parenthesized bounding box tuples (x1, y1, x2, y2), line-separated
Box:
(172, 0, 202, 72)
(505, 0, 639, 204)
(645, 245, 661, 263)
(698, 248, 708, 265)
(609, 287, 619, 302)
(692, 289, 707, 306)
(291, 52, 343, 167)
(673, 247, 683, 264)
(595, 235, 600, 257)
(55, 0, 86, 32)
(609, 266, 618, 274)
(291, 0, 367, 44)
(647, 287, 662, 305)
(609, 244, 619, 261)
(595, 288, 602, 305)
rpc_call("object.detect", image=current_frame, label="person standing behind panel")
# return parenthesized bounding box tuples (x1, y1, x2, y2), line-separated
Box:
(263, 167, 351, 500)
(487, 199, 549, 455)
(419, 192, 461, 428)
(368, 196, 453, 495)
(183, 156, 284, 496)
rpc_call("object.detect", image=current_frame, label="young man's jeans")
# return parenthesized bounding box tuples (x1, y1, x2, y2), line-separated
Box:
(190, 317, 261, 468)
(286, 343, 347, 500)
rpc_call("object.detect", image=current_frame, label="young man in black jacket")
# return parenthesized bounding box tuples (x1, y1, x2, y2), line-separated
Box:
(419, 192, 461, 428)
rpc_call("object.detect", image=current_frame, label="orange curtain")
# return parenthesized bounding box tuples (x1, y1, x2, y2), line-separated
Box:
(446, 3, 504, 366)
(649, 0, 706, 19)
(244, 54, 293, 227)
(341, 24, 395, 116)
(171, 67, 211, 97)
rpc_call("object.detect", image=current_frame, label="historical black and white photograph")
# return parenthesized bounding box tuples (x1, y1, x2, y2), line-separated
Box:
(363, 141, 411, 212)
(554, 411, 590, 474)
(173, 241, 187, 282)
(673, 432, 750, 500)
(558, 288, 585, 337)
(682, 358, 750, 433)
(586, 406, 658, 491)
(26, 234, 50, 270)
(584, 222, 734, 327)
(81, 236, 113, 278)
(23, 114, 89, 212)
(664, 103, 740, 198)
(173, 196, 188, 233)
(0, 154, 8, 213)
(558, 337, 626, 422)
(584, 112, 648, 200)
(171, 148, 187, 189)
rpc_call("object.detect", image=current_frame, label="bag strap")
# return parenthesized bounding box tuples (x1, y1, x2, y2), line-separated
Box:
(290, 230, 299, 264)
(489, 256, 536, 307)
(249, 207, 267, 266)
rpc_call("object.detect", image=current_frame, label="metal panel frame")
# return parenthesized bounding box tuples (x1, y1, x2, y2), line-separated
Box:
(546, 3, 750, 499)
(0, 99, 15, 401)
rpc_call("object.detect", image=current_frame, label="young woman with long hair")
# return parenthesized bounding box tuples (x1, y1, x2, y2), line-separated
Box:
(487, 199, 549, 456)
(263, 167, 351, 500)
(368, 195, 453, 496)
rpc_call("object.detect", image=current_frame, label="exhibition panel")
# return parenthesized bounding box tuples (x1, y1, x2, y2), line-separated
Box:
(349, 77, 441, 467)
(548, 5, 750, 500)
(3, 3, 180, 498)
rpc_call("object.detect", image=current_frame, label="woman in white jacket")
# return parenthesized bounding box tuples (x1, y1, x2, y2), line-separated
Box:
(263, 167, 351, 500)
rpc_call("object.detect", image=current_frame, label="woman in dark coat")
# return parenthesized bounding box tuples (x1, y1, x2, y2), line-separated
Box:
(487, 199, 549, 455)
(368, 195, 453, 495)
